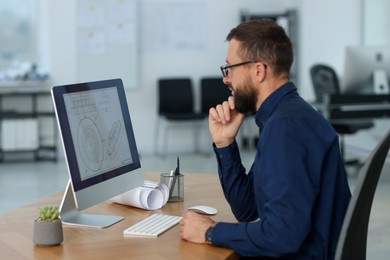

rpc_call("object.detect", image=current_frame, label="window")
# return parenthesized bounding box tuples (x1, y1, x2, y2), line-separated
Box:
(0, 0, 36, 70)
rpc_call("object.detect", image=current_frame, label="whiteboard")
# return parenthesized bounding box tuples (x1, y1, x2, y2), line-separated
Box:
(76, 0, 138, 89)
(140, 1, 208, 53)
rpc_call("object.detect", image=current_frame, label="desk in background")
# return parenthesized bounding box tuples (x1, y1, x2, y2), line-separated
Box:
(0, 173, 239, 260)
(317, 94, 390, 120)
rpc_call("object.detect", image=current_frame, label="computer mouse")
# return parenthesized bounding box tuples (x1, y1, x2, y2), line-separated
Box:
(187, 205, 218, 215)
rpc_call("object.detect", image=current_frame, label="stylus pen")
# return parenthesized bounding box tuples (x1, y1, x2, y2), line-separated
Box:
(175, 157, 180, 197)
(169, 157, 180, 199)
(175, 157, 180, 174)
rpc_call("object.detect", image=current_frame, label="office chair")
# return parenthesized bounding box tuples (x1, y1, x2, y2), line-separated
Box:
(154, 78, 206, 156)
(310, 64, 374, 167)
(199, 77, 232, 152)
(335, 129, 390, 260)
(200, 77, 231, 115)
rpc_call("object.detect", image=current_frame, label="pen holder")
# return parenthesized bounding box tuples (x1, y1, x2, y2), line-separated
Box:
(160, 173, 184, 202)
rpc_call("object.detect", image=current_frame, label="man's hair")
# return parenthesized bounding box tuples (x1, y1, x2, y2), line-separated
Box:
(226, 19, 293, 78)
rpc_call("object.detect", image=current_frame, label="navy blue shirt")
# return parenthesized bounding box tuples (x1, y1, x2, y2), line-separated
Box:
(212, 82, 351, 259)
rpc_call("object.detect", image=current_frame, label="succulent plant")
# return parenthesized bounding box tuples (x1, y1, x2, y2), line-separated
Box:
(37, 205, 60, 222)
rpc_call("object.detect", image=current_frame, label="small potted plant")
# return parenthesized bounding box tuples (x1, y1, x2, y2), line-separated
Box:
(33, 205, 63, 246)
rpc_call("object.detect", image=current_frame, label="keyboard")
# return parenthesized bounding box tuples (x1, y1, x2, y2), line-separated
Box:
(123, 214, 182, 237)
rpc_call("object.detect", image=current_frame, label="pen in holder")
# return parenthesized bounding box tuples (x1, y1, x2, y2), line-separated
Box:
(160, 157, 184, 202)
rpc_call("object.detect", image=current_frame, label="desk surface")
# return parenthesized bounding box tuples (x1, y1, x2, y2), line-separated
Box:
(0, 173, 239, 260)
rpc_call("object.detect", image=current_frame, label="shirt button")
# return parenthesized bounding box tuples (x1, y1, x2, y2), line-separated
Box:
(219, 154, 224, 159)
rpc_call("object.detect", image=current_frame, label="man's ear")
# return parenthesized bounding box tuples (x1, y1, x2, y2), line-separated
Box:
(255, 62, 267, 82)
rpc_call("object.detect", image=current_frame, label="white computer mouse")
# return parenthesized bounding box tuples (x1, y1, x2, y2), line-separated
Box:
(187, 205, 218, 215)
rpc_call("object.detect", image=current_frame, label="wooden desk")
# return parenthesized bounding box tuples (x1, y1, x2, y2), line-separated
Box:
(0, 173, 239, 260)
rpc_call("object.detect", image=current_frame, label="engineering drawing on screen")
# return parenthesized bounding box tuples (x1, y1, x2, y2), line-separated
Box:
(63, 87, 133, 180)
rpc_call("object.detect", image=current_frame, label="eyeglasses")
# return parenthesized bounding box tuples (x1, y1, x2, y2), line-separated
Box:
(220, 61, 257, 77)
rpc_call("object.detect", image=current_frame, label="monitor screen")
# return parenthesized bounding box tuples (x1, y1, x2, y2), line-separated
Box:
(52, 78, 143, 228)
(342, 45, 390, 94)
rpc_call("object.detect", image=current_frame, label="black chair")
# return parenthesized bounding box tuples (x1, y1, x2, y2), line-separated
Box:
(199, 77, 232, 152)
(310, 64, 375, 167)
(154, 78, 206, 156)
(335, 129, 390, 260)
(200, 77, 231, 116)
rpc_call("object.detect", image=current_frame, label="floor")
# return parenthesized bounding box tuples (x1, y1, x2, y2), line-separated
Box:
(0, 150, 389, 259)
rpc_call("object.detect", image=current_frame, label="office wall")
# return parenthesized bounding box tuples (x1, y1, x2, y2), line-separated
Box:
(38, 0, 379, 156)
(364, 0, 390, 45)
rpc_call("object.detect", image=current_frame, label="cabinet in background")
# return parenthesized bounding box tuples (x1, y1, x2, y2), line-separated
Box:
(0, 91, 57, 162)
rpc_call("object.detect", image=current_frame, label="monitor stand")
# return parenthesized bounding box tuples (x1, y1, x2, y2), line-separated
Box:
(373, 69, 390, 94)
(59, 180, 124, 228)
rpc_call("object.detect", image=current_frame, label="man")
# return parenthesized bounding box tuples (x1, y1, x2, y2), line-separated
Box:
(180, 19, 351, 259)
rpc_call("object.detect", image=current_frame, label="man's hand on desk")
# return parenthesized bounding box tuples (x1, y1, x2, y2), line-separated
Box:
(180, 211, 217, 244)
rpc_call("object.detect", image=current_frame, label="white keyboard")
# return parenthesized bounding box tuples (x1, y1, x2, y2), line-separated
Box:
(123, 214, 182, 237)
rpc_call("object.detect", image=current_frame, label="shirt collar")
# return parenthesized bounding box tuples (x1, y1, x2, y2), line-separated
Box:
(255, 81, 297, 128)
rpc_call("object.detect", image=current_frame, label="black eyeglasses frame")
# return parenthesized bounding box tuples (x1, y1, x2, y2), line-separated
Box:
(220, 61, 257, 77)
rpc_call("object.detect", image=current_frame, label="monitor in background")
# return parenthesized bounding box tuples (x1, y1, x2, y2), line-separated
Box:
(51, 78, 143, 228)
(341, 45, 390, 94)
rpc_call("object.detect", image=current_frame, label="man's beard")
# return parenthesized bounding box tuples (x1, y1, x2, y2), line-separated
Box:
(232, 77, 258, 114)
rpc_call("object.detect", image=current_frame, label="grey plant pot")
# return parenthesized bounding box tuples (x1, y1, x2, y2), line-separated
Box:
(33, 219, 63, 246)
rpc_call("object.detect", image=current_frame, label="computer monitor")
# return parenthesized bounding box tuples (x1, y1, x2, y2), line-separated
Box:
(342, 45, 390, 94)
(51, 78, 143, 228)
